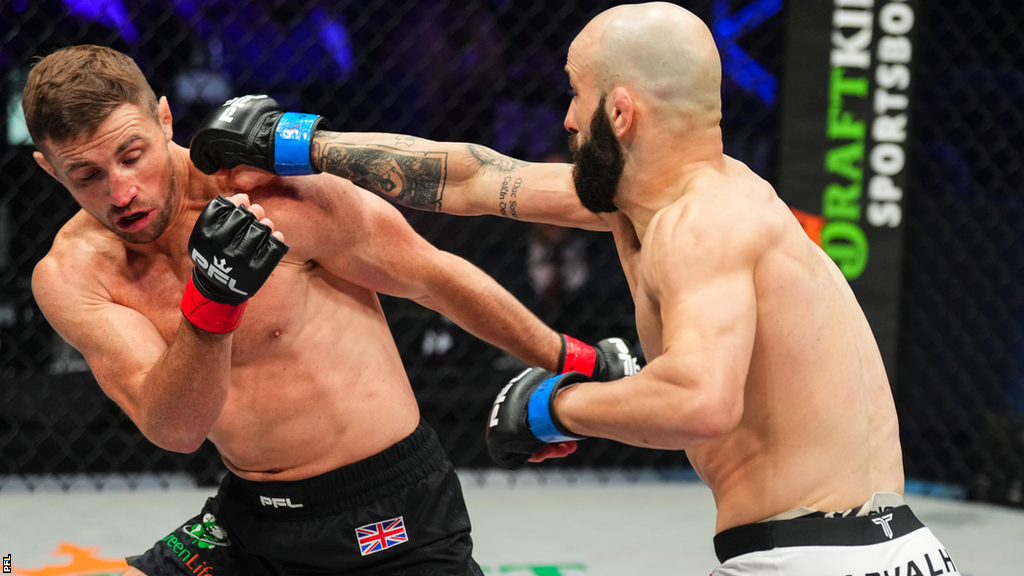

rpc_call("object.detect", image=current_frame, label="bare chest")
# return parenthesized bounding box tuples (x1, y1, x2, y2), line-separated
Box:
(110, 253, 193, 342)
(633, 279, 664, 360)
(611, 235, 664, 359)
(108, 253, 308, 359)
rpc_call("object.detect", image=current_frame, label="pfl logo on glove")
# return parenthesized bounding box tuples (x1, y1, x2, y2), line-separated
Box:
(606, 338, 641, 376)
(191, 249, 248, 297)
(488, 370, 528, 428)
(217, 94, 270, 124)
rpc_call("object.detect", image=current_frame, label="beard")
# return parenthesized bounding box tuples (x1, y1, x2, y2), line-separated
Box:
(569, 95, 624, 214)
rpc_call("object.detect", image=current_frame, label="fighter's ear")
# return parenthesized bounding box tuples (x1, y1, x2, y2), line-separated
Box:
(609, 86, 634, 138)
(158, 96, 173, 141)
(33, 151, 59, 180)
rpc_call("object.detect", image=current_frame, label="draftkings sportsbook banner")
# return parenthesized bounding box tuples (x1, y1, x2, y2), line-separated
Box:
(777, 0, 919, 380)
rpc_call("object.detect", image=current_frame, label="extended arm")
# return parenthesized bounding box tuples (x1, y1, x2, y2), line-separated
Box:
(294, 175, 635, 380)
(189, 95, 608, 231)
(301, 177, 564, 370)
(311, 132, 606, 230)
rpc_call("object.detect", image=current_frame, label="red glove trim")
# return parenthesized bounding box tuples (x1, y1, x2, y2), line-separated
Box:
(558, 334, 596, 377)
(181, 278, 248, 334)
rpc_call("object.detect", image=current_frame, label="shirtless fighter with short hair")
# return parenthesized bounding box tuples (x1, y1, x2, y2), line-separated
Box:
(196, 3, 961, 574)
(24, 45, 637, 575)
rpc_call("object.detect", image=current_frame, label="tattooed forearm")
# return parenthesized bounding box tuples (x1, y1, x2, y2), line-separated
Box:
(465, 146, 530, 219)
(314, 140, 448, 212)
(467, 145, 529, 174)
(497, 176, 523, 220)
(394, 135, 418, 148)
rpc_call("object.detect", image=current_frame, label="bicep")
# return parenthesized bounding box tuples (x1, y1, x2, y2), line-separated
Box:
(646, 213, 759, 404)
(32, 261, 167, 414)
(658, 263, 757, 379)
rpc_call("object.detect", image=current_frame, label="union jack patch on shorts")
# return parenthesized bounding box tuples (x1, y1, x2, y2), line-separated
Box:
(355, 516, 409, 556)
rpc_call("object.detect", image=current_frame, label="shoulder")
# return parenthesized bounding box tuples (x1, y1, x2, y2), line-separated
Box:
(33, 212, 119, 311)
(37, 211, 123, 275)
(242, 174, 431, 263)
(243, 174, 374, 231)
(642, 170, 783, 279)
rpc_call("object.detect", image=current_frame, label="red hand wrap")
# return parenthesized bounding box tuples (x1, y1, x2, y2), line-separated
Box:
(181, 277, 248, 334)
(558, 334, 596, 377)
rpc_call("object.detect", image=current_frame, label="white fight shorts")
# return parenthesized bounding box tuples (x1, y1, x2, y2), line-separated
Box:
(712, 493, 960, 576)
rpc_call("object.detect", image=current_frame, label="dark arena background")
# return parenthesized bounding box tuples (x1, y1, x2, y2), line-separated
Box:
(1, 0, 1022, 511)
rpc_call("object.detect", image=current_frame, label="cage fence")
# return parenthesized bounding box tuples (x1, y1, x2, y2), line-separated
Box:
(0, 0, 1021, 507)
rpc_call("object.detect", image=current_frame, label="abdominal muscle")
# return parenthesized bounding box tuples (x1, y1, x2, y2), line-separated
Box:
(205, 272, 422, 482)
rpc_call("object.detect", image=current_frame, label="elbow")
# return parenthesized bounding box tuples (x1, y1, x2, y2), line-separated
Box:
(446, 178, 493, 217)
(690, 417, 739, 446)
(140, 423, 208, 454)
(171, 436, 207, 455)
(689, 393, 744, 445)
(655, 390, 743, 450)
(154, 434, 207, 455)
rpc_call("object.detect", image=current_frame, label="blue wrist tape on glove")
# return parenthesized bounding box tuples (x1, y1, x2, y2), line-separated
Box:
(274, 112, 320, 176)
(528, 375, 581, 443)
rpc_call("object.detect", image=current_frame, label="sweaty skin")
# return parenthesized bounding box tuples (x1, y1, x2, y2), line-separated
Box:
(295, 2, 905, 534)
(31, 97, 564, 485)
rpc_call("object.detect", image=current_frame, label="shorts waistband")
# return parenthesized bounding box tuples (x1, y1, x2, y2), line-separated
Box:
(226, 419, 447, 517)
(713, 505, 925, 563)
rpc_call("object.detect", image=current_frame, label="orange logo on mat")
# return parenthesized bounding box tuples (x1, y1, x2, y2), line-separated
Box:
(10, 543, 127, 576)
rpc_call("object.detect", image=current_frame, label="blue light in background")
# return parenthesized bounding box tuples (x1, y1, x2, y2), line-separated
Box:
(317, 20, 355, 77)
(171, 0, 197, 18)
(63, 0, 139, 44)
(166, 1, 354, 83)
(310, 6, 355, 79)
(713, 0, 782, 107)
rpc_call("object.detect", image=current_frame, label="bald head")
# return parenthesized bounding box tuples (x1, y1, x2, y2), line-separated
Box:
(572, 2, 722, 122)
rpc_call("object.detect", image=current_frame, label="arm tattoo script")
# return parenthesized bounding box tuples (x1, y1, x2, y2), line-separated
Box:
(467, 145, 529, 220)
(315, 141, 447, 212)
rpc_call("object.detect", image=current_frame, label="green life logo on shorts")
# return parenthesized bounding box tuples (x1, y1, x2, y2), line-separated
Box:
(160, 513, 232, 576)
(182, 513, 231, 549)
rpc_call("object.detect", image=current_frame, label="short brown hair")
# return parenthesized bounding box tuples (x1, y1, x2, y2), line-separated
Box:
(22, 45, 159, 149)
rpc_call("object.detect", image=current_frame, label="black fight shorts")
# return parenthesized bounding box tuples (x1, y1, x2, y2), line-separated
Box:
(129, 420, 482, 576)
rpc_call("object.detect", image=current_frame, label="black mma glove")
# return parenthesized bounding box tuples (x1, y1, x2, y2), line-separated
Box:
(558, 334, 642, 381)
(181, 196, 289, 333)
(486, 367, 590, 470)
(189, 94, 330, 176)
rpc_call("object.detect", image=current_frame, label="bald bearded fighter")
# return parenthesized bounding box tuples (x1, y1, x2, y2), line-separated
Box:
(24, 45, 638, 576)
(194, 3, 961, 574)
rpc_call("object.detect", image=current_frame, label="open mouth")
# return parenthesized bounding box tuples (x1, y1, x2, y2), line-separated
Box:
(117, 210, 152, 230)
